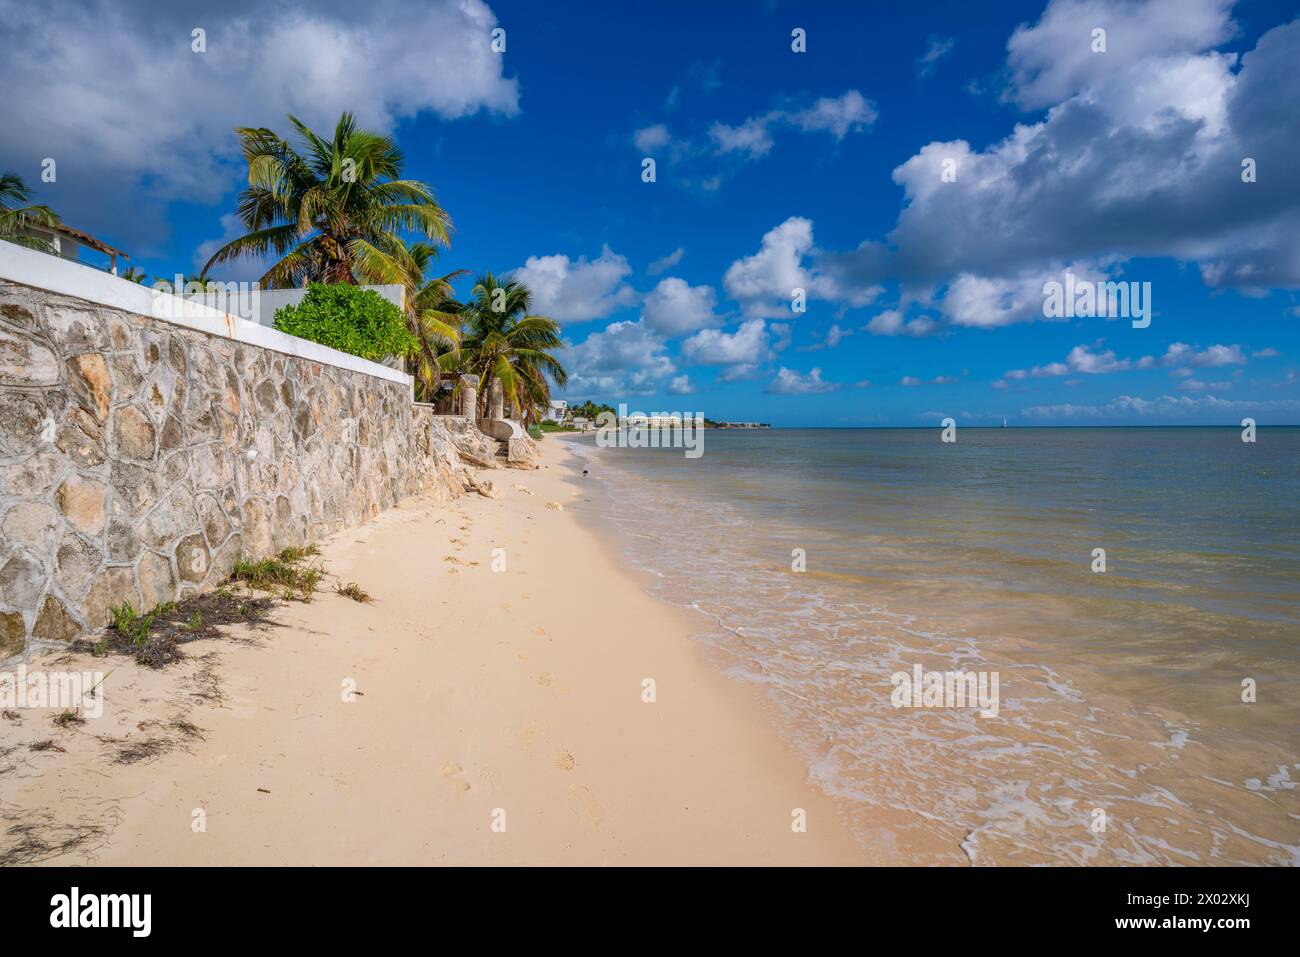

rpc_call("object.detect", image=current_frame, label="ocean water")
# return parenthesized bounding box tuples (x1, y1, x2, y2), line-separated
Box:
(568, 427, 1300, 865)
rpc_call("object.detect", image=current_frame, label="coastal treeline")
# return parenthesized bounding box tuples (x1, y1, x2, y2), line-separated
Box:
(1, 112, 570, 424)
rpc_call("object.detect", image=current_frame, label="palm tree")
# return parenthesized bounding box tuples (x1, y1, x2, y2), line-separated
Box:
(0, 172, 59, 252)
(355, 237, 466, 398)
(120, 266, 150, 283)
(202, 112, 451, 288)
(449, 273, 567, 421)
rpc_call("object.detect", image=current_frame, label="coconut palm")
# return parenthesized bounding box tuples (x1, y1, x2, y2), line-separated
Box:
(0, 172, 59, 252)
(120, 266, 150, 283)
(355, 237, 466, 398)
(448, 274, 567, 420)
(202, 113, 451, 288)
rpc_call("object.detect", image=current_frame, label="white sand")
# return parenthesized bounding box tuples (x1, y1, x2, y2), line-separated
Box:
(1, 439, 870, 865)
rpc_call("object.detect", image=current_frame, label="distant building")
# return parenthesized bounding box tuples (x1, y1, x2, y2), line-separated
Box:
(544, 399, 568, 423)
(23, 223, 130, 275)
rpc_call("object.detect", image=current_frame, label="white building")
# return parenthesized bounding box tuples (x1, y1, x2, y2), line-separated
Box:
(543, 399, 568, 423)
(22, 223, 131, 275)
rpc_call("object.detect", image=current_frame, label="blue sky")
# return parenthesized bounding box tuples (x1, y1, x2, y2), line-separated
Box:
(4, 0, 1299, 426)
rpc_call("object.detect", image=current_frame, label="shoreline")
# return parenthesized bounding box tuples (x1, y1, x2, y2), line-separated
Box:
(1, 438, 871, 866)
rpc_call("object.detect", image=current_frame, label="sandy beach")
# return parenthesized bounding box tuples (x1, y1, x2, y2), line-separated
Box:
(0, 437, 869, 866)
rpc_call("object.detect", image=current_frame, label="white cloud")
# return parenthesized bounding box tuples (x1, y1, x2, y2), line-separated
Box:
(766, 367, 839, 394)
(821, 1, 1300, 308)
(709, 117, 776, 159)
(640, 277, 721, 337)
(709, 91, 878, 161)
(1022, 392, 1300, 420)
(799, 323, 851, 351)
(1136, 342, 1249, 368)
(647, 247, 685, 275)
(559, 320, 674, 396)
(1003, 344, 1131, 382)
(916, 36, 956, 78)
(634, 124, 671, 153)
(667, 375, 694, 395)
(722, 217, 880, 317)
(1005, 0, 1237, 109)
(681, 319, 772, 366)
(788, 91, 879, 139)
(1000, 341, 1252, 387)
(902, 375, 957, 386)
(863, 309, 937, 337)
(0, 0, 519, 245)
(512, 246, 638, 324)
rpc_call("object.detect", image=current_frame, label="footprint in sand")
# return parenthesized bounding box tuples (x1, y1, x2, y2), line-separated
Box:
(568, 785, 604, 827)
(556, 750, 576, 771)
(440, 762, 471, 793)
(517, 720, 547, 751)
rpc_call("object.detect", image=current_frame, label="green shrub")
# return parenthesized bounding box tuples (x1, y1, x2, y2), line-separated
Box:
(273, 283, 415, 362)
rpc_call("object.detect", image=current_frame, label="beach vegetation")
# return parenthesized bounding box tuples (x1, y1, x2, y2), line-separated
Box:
(448, 273, 567, 423)
(358, 238, 465, 398)
(0, 172, 60, 253)
(335, 581, 373, 603)
(273, 282, 416, 362)
(231, 546, 325, 600)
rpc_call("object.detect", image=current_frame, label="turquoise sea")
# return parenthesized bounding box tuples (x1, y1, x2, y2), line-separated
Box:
(570, 427, 1300, 865)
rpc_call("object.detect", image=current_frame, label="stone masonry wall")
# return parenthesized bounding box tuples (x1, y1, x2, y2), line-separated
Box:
(0, 279, 472, 661)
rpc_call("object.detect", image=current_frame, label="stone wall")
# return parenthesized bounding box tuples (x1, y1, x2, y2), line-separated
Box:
(0, 278, 478, 661)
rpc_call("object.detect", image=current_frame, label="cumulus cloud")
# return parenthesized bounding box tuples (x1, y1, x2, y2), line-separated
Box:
(788, 90, 879, 138)
(681, 319, 772, 366)
(1022, 393, 1300, 420)
(559, 320, 674, 396)
(0, 0, 519, 246)
(640, 277, 722, 337)
(723, 217, 881, 317)
(1001, 343, 1132, 383)
(765, 367, 839, 395)
(709, 90, 878, 160)
(1005, 0, 1237, 109)
(804, 0, 1300, 324)
(1000, 340, 1253, 388)
(512, 246, 638, 324)
(1136, 342, 1249, 368)
(862, 309, 938, 337)
(667, 375, 694, 395)
(709, 117, 776, 159)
